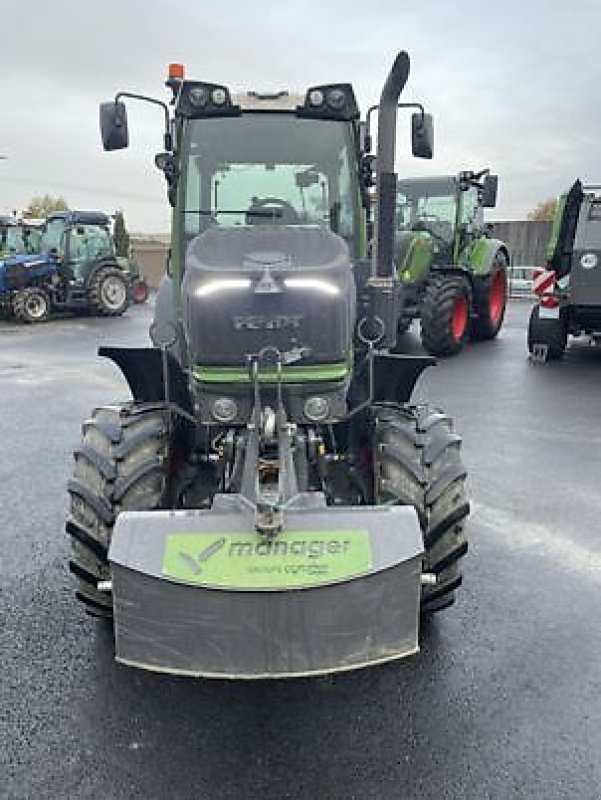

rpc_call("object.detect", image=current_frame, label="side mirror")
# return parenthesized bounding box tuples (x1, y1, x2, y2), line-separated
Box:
(99, 101, 129, 151)
(411, 112, 433, 159)
(481, 174, 498, 208)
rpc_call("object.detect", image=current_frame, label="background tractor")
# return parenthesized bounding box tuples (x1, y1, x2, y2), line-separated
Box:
(0, 215, 43, 257)
(0, 216, 43, 315)
(66, 53, 469, 679)
(528, 180, 601, 360)
(393, 170, 510, 355)
(0, 210, 146, 322)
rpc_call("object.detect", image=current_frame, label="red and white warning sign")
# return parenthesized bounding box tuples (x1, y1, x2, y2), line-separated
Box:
(533, 269, 556, 296)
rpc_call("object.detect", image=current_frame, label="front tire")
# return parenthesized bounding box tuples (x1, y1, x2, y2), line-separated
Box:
(527, 304, 567, 360)
(66, 404, 171, 617)
(13, 286, 51, 323)
(87, 266, 130, 316)
(470, 251, 508, 340)
(420, 275, 471, 356)
(373, 405, 469, 615)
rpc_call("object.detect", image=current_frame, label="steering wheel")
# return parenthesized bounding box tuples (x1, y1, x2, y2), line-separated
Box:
(411, 217, 448, 246)
(247, 196, 299, 224)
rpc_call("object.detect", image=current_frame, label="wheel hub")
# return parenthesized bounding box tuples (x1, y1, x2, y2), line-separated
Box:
(25, 294, 47, 319)
(101, 276, 126, 310)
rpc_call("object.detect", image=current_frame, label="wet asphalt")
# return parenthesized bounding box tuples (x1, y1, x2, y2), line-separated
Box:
(1, 301, 600, 800)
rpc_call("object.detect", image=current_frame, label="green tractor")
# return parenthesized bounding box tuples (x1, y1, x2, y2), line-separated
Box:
(393, 171, 510, 355)
(41, 211, 148, 306)
(66, 53, 470, 678)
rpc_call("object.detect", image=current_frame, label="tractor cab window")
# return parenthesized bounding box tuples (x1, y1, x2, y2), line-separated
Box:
(396, 177, 457, 246)
(0, 224, 25, 255)
(22, 226, 42, 254)
(41, 219, 67, 253)
(182, 113, 359, 255)
(459, 186, 480, 227)
(69, 226, 113, 261)
(588, 201, 601, 221)
(66, 225, 113, 282)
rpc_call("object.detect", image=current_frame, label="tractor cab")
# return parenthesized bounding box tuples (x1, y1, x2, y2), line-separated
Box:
(396, 170, 497, 268)
(41, 211, 115, 284)
(171, 89, 369, 405)
(180, 91, 364, 259)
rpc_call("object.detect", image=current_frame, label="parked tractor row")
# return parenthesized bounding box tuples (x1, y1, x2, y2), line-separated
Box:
(0, 210, 147, 322)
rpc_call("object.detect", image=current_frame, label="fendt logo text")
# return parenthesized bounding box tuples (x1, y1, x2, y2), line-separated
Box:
(232, 315, 304, 331)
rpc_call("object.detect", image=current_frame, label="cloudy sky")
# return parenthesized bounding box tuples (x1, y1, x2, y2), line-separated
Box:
(1, 0, 600, 232)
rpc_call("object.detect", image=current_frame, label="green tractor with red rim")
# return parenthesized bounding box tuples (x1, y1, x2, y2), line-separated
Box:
(394, 170, 510, 356)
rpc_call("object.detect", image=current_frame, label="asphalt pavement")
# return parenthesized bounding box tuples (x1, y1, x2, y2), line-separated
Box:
(1, 301, 600, 800)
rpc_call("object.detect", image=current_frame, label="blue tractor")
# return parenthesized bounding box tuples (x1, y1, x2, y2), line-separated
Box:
(0, 211, 133, 322)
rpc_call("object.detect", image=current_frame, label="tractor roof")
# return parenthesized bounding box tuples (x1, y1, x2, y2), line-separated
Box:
(231, 91, 305, 111)
(46, 210, 111, 227)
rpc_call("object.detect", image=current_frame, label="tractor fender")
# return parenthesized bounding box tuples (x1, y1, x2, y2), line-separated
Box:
(395, 231, 434, 284)
(98, 346, 193, 414)
(464, 237, 510, 277)
(83, 258, 126, 289)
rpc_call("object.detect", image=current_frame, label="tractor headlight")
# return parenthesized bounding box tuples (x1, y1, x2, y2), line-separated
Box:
(308, 89, 325, 107)
(326, 88, 346, 110)
(284, 278, 340, 296)
(212, 397, 238, 423)
(304, 396, 329, 422)
(188, 86, 209, 109)
(211, 88, 227, 106)
(177, 82, 239, 119)
(195, 278, 251, 297)
(300, 84, 358, 120)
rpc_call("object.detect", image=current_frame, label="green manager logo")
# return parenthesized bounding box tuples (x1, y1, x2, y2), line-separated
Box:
(162, 530, 372, 590)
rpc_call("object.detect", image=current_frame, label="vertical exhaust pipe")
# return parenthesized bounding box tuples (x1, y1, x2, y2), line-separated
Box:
(373, 52, 410, 278)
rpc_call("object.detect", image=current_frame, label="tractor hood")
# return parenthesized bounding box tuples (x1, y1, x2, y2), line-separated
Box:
(182, 226, 355, 368)
(0, 252, 57, 292)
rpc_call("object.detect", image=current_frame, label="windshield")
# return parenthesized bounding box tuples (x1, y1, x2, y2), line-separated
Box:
(396, 177, 458, 244)
(182, 114, 360, 253)
(0, 224, 26, 255)
(21, 225, 42, 254)
(41, 218, 67, 252)
(68, 225, 113, 262)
